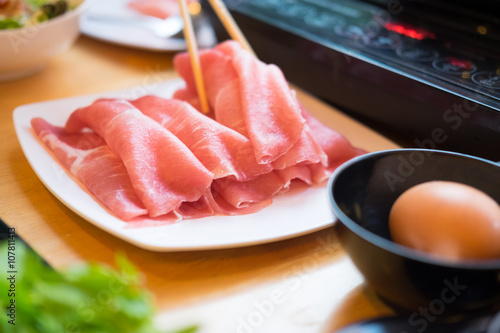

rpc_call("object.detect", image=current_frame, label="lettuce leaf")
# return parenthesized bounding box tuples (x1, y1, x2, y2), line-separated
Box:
(0, 19, 23, 29)
(0, 241, 198, 333)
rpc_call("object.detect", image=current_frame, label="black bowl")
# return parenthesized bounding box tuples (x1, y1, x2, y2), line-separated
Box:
(328, 148, 500, 315)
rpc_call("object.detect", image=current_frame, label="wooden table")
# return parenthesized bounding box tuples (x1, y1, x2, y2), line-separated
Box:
(0, 36, 398, 332)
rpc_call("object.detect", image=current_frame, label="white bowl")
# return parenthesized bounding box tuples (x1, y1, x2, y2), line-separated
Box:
(0, 0, 91, 82)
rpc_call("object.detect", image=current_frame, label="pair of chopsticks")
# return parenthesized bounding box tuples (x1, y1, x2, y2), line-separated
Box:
(177, 0, 254, 114)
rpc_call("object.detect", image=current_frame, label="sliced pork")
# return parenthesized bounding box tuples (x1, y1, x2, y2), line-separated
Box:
(174, 40, 306, 164)
(31, 40, 365, 226)
(301, 106, 363, 171)
(130, 95, 272, 180)
(65, 99, 214, 217)
(31, 118, 148, 221)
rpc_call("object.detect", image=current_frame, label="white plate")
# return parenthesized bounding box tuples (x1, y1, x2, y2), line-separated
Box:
(79, 0, 216, 51)
(14, 79, 342, 252)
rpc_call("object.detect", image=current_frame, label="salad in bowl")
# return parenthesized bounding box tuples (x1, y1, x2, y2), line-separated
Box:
(0, 0, 89, 81)
(0, 0, 83, 29)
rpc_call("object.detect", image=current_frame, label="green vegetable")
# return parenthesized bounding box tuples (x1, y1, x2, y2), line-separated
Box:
(0, 19, 23, 29)
(41, 1, 68, 19)
(0, 241, 198, 333)
(0, 0, 82, 29)
(24, 0, 57, 11)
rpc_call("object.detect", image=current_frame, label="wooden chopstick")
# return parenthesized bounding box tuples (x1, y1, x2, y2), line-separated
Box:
(207, 0, 255, 56)
(176, 0, 254, 114)
(177, 0, 210, 114)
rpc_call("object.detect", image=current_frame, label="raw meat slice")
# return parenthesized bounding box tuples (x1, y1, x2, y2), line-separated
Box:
(126, 193, 215, 228)
(172, 87, 202, 113)
(174, 40, 307, 164)
(211, 80, 327, 171)
(207, 179, 273, 216)
(271, 125, 328, 170)
(173, 192, 215, 220)
(127, 0, 197, 19)
(214, 40, 241, 58)
(223, 42, 306, 163)
(173, 47, 238, 112)
(65, 99, 214, 217)
(210, 163, 325, 214)
(199, 73, 327, 170)
(212, 172, 284, 209)
(31, 38, 367, 226)
(31, 118, 148, 221)
(130, 95, 272, 180)
(276, 165, 313, 187)
(301, 106, 363, 171)
(213, 79, 247, 137)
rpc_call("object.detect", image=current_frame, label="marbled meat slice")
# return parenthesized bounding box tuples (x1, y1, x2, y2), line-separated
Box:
(224, 41, 306, 163)
(174, 40, 306, 164)
(31, 117, 148, 221)
(131, 95, 272, 180)
(301, 106, 364, 171)
(206, 179, 273, 216)
(174, 47, 238, 111)
(211, 172, 284, 210)
(213, 79, 248, 137)
(64, 99, 214, 217)
(271, 125, 328, 170)
(207, 160, 329, 215)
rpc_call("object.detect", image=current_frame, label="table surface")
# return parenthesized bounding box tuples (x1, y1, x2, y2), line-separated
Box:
(0, 36, 399, 332)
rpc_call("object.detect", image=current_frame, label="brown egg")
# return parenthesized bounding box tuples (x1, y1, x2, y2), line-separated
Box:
(389, 180, 500, 261)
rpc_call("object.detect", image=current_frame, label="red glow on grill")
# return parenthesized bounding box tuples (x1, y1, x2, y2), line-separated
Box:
(385, 22, 436, 40)
(447, 57, 474, 71)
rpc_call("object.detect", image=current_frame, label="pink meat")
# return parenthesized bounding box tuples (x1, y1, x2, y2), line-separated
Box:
(172, 87, 202, 113)
(127, 0, 197, 19)
(271, 125, 328, 170)
(65, 99, 214, 217)
(212, 172, 284, 209)
(211, 80, 327, 171)
(31, 40, 367, 226)
(214, 40, 242, 58)
(173, 47, 238, 112)
(301, 107, 364, 171)
(213, 79, 248, 137)
(126, 194, 215, 228)
(225, 42, 306, 163)
(276, 165, 314, 187)
(208, 161, 328, 215)
(173, 192, 215, 220)
(201, 51, 239, 108)
(31, 118, 148, 221)
(130, 95, 272, 180)
(174, 40, 306, 164)
(207, 179, 273, 216)
(174, 44, 332, 172)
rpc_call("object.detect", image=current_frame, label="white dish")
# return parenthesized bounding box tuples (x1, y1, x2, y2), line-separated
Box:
(14, 79, 345, 252)
(79, 0, 216, 51)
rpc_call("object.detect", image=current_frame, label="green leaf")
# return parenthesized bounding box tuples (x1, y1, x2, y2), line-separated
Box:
(0, 19, 23, 30)
(23, 0, 50, 11)
(170, 326, 201, 333)
(0, 241, 199, 333)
